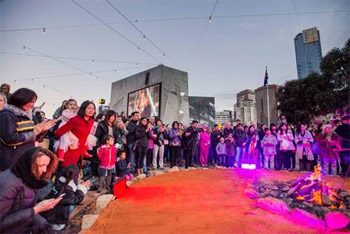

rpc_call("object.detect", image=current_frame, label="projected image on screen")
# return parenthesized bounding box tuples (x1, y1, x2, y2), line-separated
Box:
(127, 83, 160, 118)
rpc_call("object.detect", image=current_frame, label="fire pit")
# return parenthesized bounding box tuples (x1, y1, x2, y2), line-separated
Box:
(245, 166, 350, 230)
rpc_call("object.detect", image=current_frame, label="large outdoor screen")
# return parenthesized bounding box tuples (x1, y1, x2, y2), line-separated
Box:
(127, 83, 161, 118)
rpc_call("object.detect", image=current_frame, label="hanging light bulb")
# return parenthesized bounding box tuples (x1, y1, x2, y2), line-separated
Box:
(163, 53, 165, 56)
(92, 59, 94, 63)
(23, 46, 26, 50)
(143, 35, 146, 40)
(43, 85, 46, 88)
(138, 47, 140, 50)
(42, 28, 46, 34)
(209, 16, 212, 23)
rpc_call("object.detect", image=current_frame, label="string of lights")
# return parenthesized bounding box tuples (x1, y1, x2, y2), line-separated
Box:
(22, 45, 113, 83)
(70, 0, 163, 64)
(0, 51, 156, 65)
(1, 10, 347, 32)
(105, 0, 166, 56)
(12, 65, 153, 82)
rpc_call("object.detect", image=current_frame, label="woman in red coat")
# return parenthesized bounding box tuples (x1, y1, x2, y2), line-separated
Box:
(55, 101, 95, 168)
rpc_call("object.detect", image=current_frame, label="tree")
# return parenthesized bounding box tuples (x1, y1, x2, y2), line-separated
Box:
(277, 38, 350, 125)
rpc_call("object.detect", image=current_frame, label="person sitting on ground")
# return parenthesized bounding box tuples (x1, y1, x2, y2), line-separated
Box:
(117, 151, 134, 181)
(41, 164, 89, 231)
(0, 147, 60, 234)
(97, 135, 117, 193)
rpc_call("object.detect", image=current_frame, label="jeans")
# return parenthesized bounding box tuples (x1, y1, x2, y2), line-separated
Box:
(236, 146, 246, 167)
(127, 144, 136, 173)
(153, 144, 164, 169)
(135, 146, 148, 169)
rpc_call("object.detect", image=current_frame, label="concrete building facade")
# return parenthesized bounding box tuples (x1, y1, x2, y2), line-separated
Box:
(215, 110, 233, 125)
(254, 85, 279, 127)
(110, 65, 189, 125)
(234, 89, 257, 126)
(189, 96, 215, 127)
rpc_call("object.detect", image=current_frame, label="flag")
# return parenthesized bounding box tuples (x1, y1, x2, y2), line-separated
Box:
(264, 67, 268, 86)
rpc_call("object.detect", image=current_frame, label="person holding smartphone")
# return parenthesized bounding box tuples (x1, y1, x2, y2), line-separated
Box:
(41, 164, 89, 231)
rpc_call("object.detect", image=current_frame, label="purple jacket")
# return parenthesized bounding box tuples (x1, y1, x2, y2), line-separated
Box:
(168, 128, 181, 147)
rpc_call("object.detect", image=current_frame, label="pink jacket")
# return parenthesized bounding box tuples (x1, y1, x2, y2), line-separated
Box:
(199, 132, 210, 150)
(98, 145, 116, 169)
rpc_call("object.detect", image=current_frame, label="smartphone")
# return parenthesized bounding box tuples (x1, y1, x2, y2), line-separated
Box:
(59, 193, 66, 197)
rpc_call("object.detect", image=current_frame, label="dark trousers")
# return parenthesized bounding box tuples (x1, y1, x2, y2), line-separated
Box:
(147, 148, 153, 167)
(226, 155, 235, 167)
(185, 147, 194, 168)
(169, 146, 180, 168)
(281, 150, 293, 169)
(135, 146, 148, 169)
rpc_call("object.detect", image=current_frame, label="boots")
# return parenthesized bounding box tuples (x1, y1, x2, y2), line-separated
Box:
(299, 162, 305, 171)
(106, 175, 112, 193)
(97, 176, 105, 193)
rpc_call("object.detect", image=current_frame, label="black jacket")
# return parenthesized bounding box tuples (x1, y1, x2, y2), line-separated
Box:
(117, 159, 129, 177)
(41, 179, 87, 225)
(0, 106, 37, 171)
(183, 126, 198, 149)
(335, 123, 350, 156)
(126, 120, 138, 145)
(0, 170, 49, 234)
(210, 130, 222, 147)
(135, 125, 151, 147)
(95, 121, 113, 146)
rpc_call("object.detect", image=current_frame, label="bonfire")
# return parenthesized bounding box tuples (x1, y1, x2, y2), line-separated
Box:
(288, 165, 345, 209)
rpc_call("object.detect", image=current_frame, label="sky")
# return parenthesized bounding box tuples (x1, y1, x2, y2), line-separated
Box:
(1, 0, 349, 117)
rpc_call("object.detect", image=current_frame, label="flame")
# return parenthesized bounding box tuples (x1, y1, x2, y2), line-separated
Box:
(309, 190, 322, 205)
(296, 196, 305, 201)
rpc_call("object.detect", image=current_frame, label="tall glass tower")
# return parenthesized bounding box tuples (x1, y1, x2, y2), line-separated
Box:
(294, 27, 322, 80)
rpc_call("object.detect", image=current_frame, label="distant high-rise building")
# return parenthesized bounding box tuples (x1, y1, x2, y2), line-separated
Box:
(189, 96, 215, 127)
(294, 27, 323, 79)
(254, 85, 279, 127)
(234, 89, 257, 126)
(215, 110, 233, 125)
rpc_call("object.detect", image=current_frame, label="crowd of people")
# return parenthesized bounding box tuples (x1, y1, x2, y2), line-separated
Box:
(0, 84, 349, 233)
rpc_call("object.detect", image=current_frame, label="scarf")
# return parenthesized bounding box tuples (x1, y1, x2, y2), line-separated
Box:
(12, 148, 48, 189)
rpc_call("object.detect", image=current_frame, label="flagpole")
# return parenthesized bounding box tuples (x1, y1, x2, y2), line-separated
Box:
(266, 66, 270, 127)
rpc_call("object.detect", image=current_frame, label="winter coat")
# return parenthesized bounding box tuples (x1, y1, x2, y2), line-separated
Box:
(216, 143, 226, 155)
(199, 132, 210, 151)
(153, 126, 167, 146)
(277, 130, 295, 151)
(223, 128, 234, 137)
(95, 121, 113, 146)
(234, 130, 248, 147)
(126, 120, 138, 145)
(246, 131, 259, 156)
(117, 159, 129, 177)
(225, 139, 235, 157)
(183, 126, 198, 149)
(317, 133, 340, 161)
(210, 130, 222, 147)
(41, 179, 87, 225)
(335, 123, 350, 157)
(98, 145, 117, 169)
(54, 116, 94, 167)
(261, 135, 278, 155)
(0, 105, 37, 171)
(135, 125, 151, 147)
(168, 128, 181, 147)
(0, 170, 48, 233)
(148, 129, 154, 149)
(114, 128, 126, 151)
(294, 130, 314, 160)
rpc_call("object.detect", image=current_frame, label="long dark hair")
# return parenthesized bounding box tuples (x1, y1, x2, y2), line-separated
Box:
(58, 164, 80, 196)
(138, 117, 148, 127)
(296, 123, 305, 134)
(8, 88, 37, 108)
(278, 123, 287, 134)
(77, 100, 95, 119)
(104, 110, 116, 125)
(172, 121, 179, 129)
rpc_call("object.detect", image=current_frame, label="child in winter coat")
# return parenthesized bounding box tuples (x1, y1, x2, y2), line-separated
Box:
(117, 151, 134, 180)
(54, 99, 79, 162)
(261, 128, 278, 169)
(41, 165, 89, 231)
(225, 133, 236, 167)
(97, 135, 117, 193)
(216, 137, 226, 167)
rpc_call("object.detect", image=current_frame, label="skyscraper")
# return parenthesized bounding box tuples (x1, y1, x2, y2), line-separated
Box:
(234, 89, 257, 126)
(294, 27, 323, 80)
